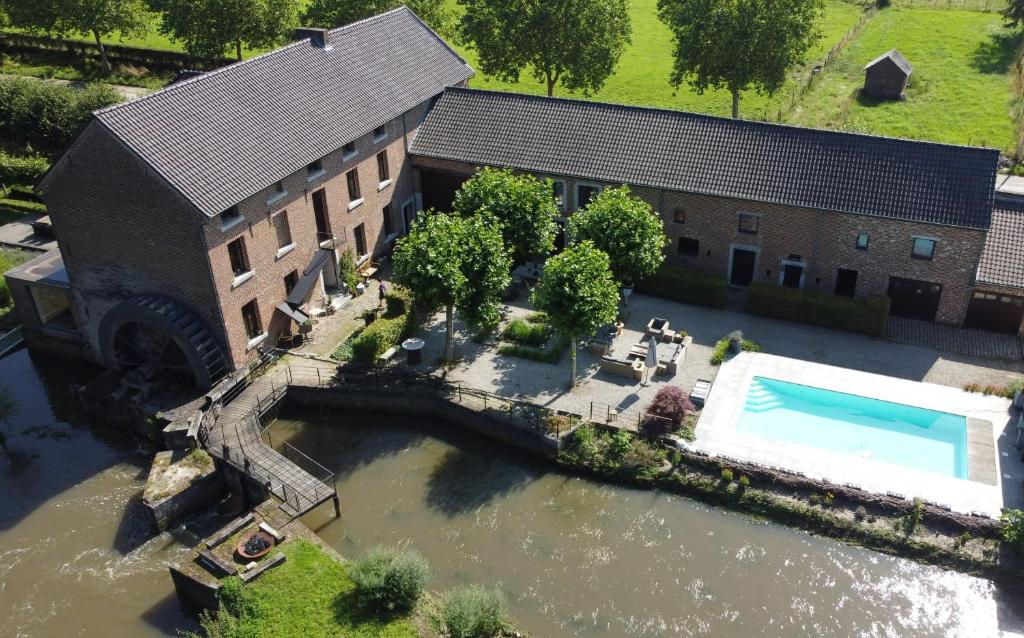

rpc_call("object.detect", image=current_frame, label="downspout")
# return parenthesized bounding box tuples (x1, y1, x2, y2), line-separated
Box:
(811, 209, 825, 289)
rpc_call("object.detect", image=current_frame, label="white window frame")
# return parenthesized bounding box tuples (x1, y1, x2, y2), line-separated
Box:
(910, 235, 937, 260)
(778, 258, 807, 289)
(372, 124, 389, 143)
(342, 141, 359, 161)
(550, 178, 566, 212)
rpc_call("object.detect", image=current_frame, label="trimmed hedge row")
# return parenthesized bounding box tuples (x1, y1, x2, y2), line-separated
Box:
(351, 288, 414, 363)
(0, 152, 49, 185)
(0, 32, 231, 71)
(747, 282, 890, 336)
(635, 265, 728, 308)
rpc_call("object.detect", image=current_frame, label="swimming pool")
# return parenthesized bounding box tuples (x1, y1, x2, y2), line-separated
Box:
(739, 377, 968, 479)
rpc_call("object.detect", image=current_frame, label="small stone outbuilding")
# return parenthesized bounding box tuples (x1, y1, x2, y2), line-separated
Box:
(863, 49, 912, 100)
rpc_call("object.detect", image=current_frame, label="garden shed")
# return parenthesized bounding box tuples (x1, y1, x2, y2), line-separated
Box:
(863, 49, 912, 100)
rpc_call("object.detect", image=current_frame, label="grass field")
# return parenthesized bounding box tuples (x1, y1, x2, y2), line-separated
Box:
(789, 7, 1018, 150)
(444, 0, 868, 118)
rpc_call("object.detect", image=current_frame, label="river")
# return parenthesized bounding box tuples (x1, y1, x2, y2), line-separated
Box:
(1, 348, 1023, 637)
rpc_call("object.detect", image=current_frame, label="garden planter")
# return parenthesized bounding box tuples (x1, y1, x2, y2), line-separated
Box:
(235, 531, 276, 561)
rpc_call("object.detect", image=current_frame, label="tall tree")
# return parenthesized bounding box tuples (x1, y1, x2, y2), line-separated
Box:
(568, 185, 666, 286)
(452, 168, 558, 266)
(302, 0, 451, 34)
(1005, 0, 1024, 27)
(458, 0, 631, 97)
(456, 213, 512, 333)
(657, 0, 823, 118)
(392, 211, 467, 362)
(531, 242, 619, 387)
(2, 0, 151, 72)
(151, 0, 300, 61)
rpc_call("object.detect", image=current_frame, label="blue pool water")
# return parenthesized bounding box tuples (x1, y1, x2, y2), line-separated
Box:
(738, 377, 968, 479)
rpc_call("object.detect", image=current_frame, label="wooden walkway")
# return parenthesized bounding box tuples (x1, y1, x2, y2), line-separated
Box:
(203, 375, 338, 518)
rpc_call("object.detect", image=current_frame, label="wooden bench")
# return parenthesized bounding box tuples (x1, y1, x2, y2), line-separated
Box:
(378, 346, 399, 363)
(240, 553, 286, 583)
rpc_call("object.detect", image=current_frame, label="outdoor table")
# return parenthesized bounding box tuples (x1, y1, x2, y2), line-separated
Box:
(402, 338, 425, 365)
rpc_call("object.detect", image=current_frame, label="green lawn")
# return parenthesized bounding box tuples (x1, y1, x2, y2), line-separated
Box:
(446, 0, 868, 118)
(216, 540, 419, 638)
(788, 7, 1018, 150)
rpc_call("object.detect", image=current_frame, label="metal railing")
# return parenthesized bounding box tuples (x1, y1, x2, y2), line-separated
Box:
(590, 401, 675, 435)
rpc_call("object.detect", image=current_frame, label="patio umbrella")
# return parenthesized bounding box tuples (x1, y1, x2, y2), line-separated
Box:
(643, 336, 658, 386)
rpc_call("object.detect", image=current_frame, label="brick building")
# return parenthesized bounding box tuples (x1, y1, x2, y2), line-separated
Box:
(5, 8, 1021, 390)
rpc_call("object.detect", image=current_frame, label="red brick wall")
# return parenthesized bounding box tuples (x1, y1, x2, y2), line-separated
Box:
(410, 156, 987, 325)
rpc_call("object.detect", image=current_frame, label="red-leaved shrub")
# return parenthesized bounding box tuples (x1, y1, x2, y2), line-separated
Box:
(642, 385, 694, 437)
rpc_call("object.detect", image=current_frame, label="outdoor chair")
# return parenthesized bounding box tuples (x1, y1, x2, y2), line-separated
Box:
(690, 378, 712, 407)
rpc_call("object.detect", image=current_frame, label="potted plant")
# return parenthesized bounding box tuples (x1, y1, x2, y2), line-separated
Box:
(363, 308, 378, 326)
(1011, 378, 1024, 410)
(727, 330, 743, 354)
(298, 319, 313, 337)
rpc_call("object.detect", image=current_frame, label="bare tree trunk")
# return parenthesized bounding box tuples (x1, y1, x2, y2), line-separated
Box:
(444, 304, 455, 362)
(236, 40, 243, 61)
(92, 28, 111, 74)
(568, 337, 577, 388)
(546, 73, 556, 97)
(731, 88, 740, 119)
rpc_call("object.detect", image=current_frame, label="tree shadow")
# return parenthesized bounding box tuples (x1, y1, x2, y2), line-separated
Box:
(854, 88, 889, 108)
(972, 31, 1024, 74)
(423, 446, 541, 518)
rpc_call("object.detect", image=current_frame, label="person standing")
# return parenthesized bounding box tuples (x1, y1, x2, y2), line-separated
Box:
(378, 281, 387, 307)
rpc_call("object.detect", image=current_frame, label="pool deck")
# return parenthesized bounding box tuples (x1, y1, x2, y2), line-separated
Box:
(696, 352, 1016, 517)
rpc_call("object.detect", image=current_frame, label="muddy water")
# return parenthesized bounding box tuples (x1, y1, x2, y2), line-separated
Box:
(0, 349, 196, 637)
(278, 410, 1024, 638)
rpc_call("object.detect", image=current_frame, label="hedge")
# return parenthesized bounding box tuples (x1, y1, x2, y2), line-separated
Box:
(0, 152, 49, 185)
(746, 282, 890, 336)
(0, 32, 231, 71)
(351, 288, 414, 363)
(635, 265, 728, 308)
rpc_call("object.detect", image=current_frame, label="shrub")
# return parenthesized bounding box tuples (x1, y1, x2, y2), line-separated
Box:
(710, 335, 762, 365)
(525, 311, 549, 324)
(608, 429, 633, 461)
(854, 505, 868, 522)
(676, 424, 696, 441)
(822, 491, 834, 508)
(737, 475, 750, 490)
(902, 498, 924, 537)
(349, 546, 430, 615)
(497, 334, 568, 363)
(808, 493, 821, 506)
(440, 585, 505, 638)
(635, 265, 728, 308)
(350, 288, 414, 363)
(0, 152, 49, 185)
(501, 317, 551, 346)
(1001, 509, 1024, 552)
(720, 467, 734, 483)
(746, 282, 890, 337)
(338, 249, 360, 294)
(642, 385, 695, 437)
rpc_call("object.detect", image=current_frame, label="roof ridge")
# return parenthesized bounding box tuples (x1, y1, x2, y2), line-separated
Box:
(443, 86, 996, 154)
(95, 8, 416, 119)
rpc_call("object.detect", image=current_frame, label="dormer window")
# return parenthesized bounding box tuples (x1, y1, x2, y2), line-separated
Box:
(220, 205, 243, 231)
(307, 158, 326, 182)
(342, 141, 357, 159)
(267, 181, 287, 205)
(373, 124, 388, 142)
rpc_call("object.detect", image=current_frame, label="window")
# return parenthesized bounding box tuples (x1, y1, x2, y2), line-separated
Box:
(677, 237, 699, 257)
(738, 213, 759, 235)
(267, 181, 286, 204)
(911, 237, 936, 260)
(284, 270, 298, 296)
(273, 211, 292, 248)
(346, 168, 361, 201)
(383, 203, 394, 236)
(551, 180, 566, 211)
(575, 183, 600, 210)
(673, 208, 686, 225)
(855, 233, 869, 250)
(377, 150, 389, 183)
(307, 158, 325, 181)
(353, 223, 367, 257)
(373, 124, 388, 141)
(342, 141, 357, 158)
(241, 300, 262, 340)
(221, 205, 242, 228)
(227, 237, 250, 277)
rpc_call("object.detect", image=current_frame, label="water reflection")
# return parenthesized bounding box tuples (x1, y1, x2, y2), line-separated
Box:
(279, 409, 1024, 638)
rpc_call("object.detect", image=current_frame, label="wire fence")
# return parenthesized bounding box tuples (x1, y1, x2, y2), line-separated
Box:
(892, 0, 1007, 11)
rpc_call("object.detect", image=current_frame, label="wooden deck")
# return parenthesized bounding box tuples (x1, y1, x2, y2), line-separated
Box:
(204, 375, 338, 518)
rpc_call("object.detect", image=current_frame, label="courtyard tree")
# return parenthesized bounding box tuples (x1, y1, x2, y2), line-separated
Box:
(0, 384, 17, 454)
(568, 185, 666, 288)
(657, 0, 823, 118)
(151, 0, 300, 61)
(302, 0, 451, 34)
(1, 0, 151, 72)
(530, 242, 619, 387)
(392, 211, 466, 361)
(457, 0, 632, 97)
(452, 167, 558, 266)
(1005, 0, 1024, 28)
(456, 213, 512, 333)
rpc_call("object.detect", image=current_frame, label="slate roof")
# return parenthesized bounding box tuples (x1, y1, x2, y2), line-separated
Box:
(91, 7, 472, 218)
(976, 195, 1024, 288)
(865, 49, 913, 75)
(411, 88, 997, 228)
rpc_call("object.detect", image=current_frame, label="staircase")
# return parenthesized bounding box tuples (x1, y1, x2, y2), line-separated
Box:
(744, 379, 783, 413)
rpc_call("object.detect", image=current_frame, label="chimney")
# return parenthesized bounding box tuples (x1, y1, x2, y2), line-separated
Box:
(295, 27, 331, 49)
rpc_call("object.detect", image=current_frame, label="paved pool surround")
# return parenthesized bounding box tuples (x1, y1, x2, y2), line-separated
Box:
(696, 352, 1010, 517)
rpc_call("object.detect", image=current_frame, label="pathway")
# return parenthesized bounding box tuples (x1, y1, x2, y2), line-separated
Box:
(888, 317, 1023, 361)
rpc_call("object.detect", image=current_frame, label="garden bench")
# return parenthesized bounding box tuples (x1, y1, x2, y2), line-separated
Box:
(690, 378, 712, 407)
